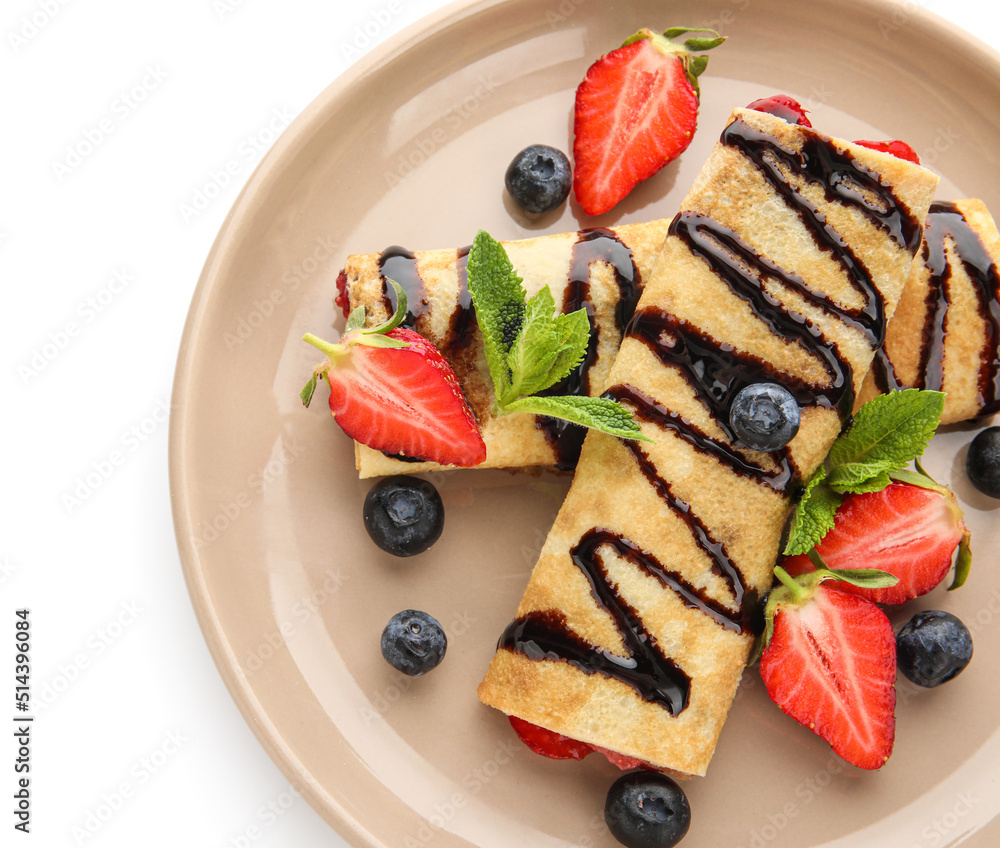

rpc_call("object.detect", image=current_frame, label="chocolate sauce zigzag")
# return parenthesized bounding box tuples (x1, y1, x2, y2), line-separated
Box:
(339, 220, 672, 477)
(536, 228, 643, 468)
(478, 107, 939, 776)
(859, 198, 1000, 422)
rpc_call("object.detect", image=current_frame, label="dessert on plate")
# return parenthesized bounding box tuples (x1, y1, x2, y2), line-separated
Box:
(338, 221, 670, 476)
(476, 106, 940, 776)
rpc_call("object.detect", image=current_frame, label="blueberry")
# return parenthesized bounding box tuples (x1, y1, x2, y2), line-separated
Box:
(729, 383, 800, 452)
(380, 610, 447, 676)
(504, 144, 572, 214)
(896, 610, 973, 688)
(605, 771, 691, 848)
(363, 476, 444, 556)
(966, 426, 1000, 497)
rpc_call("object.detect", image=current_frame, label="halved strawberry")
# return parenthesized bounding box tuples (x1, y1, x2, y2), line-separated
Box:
(573, 27, 724, 216)
(746, 94, 812, 127)
(759, 569, 897, 770)
(853, 138, 921, 164)
(782, 481, 970, 604)
(301, 281, 487, 467)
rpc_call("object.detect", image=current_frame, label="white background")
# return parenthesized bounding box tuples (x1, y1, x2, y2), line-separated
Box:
(3, 0, 999, 846)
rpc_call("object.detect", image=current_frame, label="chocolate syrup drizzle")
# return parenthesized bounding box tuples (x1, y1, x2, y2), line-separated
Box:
(605, 383, 794, 494)
(500, 117, 920, 714)
(535, 229, 643, 468)
(378, 245, 426, 329)
(872, 201, 1000, 414)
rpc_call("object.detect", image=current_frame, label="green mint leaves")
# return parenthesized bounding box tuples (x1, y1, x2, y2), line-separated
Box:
(783, 389, 945, 556)
(466, 229, 648, 442)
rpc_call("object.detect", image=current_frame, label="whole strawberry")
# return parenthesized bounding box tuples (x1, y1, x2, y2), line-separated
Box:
(758, 566, 899, 770)
(782, 480, 971, 604)
(301, 280, 487, 467)
(573, 27, 725, 216)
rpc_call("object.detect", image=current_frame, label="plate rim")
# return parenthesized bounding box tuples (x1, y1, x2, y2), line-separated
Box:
(168, 1, 1000, 846)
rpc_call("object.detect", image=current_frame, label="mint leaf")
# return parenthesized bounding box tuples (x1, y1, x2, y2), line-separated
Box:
(466, 229, 527, 402)
(826, 389, 945, 492)
(784, 465, 841, 555)
(505, 395, 651, 441)
(504, 287, 589, 401)
(465, 228, 646, 441)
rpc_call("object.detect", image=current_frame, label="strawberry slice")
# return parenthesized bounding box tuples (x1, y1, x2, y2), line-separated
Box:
(573, 27, 725, 216)
(508, 716, 652, 769)
(853, 138, 921, 164)
(759, 569, 897, 770)
(301, 281, 486, 467)
(508, 715, 593, 760)
(746, 94, 812, 127)
(782, 481, 970, 604)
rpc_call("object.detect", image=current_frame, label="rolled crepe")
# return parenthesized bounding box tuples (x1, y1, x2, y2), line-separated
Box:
(339, 221, 670, 477)
(856, 198, 1000, 422)
(477, 108, 939, 776)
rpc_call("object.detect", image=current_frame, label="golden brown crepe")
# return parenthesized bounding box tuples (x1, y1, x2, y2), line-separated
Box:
(477, 108, 939, 776)
(856, 198, 1000, 422)
(339, 221, 670, 477)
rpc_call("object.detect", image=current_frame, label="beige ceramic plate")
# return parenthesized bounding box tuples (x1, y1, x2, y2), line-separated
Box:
(171, 0, 1000, 845)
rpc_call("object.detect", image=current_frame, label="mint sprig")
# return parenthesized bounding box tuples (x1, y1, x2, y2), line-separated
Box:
(466, 229, 648, 442)
(783, 389, 945, 555)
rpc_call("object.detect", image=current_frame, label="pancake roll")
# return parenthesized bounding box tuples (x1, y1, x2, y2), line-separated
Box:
(477, 108, 940, 776)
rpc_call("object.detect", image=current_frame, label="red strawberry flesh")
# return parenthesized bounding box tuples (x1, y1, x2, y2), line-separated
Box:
(782, 482, 966, 604)
(760, 583, 896, 770)
(853, 138, 921, 164)
(321, 326, 486, 467)
(335, 268, 351, 319)
(508, 715, 651, 769)
(573, 36, 699, 215)
(746, 95, 812, 127)
(508, 715, 593, 760)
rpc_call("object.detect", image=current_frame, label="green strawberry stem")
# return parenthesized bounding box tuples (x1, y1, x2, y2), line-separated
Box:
(302, 333, 344, 363)
(620, 26, 725, 94)
(773, 565, 810, 605)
